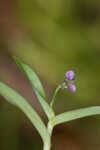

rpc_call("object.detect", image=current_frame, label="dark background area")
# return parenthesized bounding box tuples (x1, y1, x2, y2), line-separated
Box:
(0, 0, 100, 149)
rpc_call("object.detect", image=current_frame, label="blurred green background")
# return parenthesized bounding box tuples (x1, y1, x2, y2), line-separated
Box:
(0, 0, 100, 149)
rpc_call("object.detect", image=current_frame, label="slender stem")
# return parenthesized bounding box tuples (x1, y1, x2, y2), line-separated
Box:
(43, 143, 51, 150)
(50, 85, 61, 107)
(44, 82, 67, 150)
(43, 121, 54, 150)
(47, 121, 53, 136)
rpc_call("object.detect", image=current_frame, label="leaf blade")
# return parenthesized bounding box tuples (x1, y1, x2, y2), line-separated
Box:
(0, 82, 50, 143)
(52, 106, 100, 126)
(13, 56, 46, 99)
(14, 57, 55, 119)
(34, 88, 55, 119)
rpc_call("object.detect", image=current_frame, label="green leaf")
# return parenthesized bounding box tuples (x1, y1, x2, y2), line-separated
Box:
(14, 56, 55, 119)
(0, 82, 50, 143)
(52, 106, 100, 126)
(34, 88, 55, 119)
(13, 56, 46, 99)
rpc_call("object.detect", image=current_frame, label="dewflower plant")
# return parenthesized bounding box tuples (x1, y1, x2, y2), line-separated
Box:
(0, 57, 100, 150)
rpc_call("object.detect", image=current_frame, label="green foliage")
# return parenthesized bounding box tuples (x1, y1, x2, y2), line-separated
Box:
(0, 57, 100, 150)
(0, 82, 49, 144)
(52, 106, 100, 126)
(14, 56, 55, 120)
(13, 56, 46, 99)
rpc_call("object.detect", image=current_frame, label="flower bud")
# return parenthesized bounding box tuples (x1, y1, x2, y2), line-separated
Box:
(65, 71, 74, 81)
(68, 84, 76, 92)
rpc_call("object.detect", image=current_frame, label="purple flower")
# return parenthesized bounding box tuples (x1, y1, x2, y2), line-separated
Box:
(65, 71, 74, 81)
(68, 84, 76, 93)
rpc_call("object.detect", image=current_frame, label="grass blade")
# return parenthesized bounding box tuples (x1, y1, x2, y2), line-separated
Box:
(0, 82, 50, 143)
(14, 56, 46, 99)
(14, 57, 55, 119)
(52, 106, 100, 126)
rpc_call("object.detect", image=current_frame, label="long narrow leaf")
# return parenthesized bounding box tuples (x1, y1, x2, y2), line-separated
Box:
(14, 57, 55, 119)
(34, 88, 55, 119)
(14, 56, 46, 99)
(0, 82, 50, 143)
(52, 106, 100, 126)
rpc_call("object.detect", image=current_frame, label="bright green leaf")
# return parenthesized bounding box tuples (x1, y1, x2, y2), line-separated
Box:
(52, 106, 100, 126)
(0, 82, 50, 143)
(14, 56, 55, 119)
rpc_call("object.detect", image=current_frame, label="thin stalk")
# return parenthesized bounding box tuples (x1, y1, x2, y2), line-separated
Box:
(50, 85, 61, 107)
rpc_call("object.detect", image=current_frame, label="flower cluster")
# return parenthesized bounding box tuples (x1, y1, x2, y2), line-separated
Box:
(65, 71, 76, 93)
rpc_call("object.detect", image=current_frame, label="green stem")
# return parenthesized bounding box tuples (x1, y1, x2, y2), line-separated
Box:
(43, 121, 54, 150)
(43, 143, 51, 150)
(50, 85, 61, 107)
